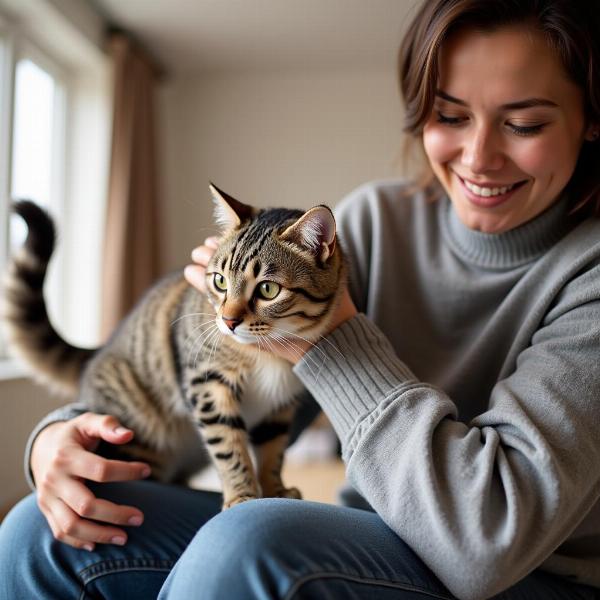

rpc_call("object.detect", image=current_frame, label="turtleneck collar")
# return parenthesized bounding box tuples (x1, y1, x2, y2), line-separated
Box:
(441, 195, 573, 269)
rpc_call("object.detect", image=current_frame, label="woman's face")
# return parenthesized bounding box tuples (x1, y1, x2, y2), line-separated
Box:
(423, 26, 592, 233)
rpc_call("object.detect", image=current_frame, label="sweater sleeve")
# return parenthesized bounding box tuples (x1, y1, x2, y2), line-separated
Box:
(294, 265, 600, 600)
(23, 403, 88, 490)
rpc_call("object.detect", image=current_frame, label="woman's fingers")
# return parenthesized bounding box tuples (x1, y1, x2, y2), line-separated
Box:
(65, 445, 151, 483)
(184, 264, 207, 293)
(187, 237, 219, 294)
(56, 476, 144, 526)
(191, 237, 219, 264)
(204, 236, 219, 249)
(73, 412, 136, 450)
(37, 495, 96, 551)
(44, 495, 130, 549)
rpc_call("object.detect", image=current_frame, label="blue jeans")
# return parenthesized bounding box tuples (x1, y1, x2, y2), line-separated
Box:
(0, 480, 597, 600)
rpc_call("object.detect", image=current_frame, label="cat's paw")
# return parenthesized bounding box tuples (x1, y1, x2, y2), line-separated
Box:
(275, 486, 302, 500)
(222, 494, 258, 509)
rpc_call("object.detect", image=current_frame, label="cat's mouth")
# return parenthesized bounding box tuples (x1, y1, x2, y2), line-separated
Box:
(231, 333, 257, 345)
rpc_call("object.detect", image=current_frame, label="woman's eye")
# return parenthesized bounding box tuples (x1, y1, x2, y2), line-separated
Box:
(257, 281, 280, 300)
(507, 123, 546, 137)
(436, 112, 465, 126)
(214, 273, 227, 291)
(436, 111, 546, 137)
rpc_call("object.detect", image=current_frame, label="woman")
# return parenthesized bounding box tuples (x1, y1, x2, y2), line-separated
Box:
(2, 1, 600, 598)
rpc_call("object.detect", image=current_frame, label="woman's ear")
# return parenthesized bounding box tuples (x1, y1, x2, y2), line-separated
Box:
(584, 123, 600, 142)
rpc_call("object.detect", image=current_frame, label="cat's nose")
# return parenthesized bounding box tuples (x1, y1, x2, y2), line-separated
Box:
(222, 316, 243, 331)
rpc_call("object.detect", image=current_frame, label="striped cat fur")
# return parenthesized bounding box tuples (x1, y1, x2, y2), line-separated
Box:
(2, 184, 346, 508)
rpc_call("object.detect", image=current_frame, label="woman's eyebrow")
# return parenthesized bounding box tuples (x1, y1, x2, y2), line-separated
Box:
(436, 89, 558, 110)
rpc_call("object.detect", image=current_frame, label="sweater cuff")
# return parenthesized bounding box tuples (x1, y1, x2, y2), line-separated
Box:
(293, 313, 418, 446)
(24, 403, 88, 490)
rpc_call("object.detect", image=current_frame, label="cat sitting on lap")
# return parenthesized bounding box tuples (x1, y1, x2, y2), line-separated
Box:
(2, 184, 346, 508)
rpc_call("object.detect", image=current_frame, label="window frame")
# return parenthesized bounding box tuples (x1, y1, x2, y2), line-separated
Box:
(0, 20, 71, 360)
(12, 37, 70, 328)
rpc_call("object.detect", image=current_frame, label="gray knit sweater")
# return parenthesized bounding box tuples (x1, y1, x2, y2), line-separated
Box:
(25, 180, 600, 599)
(293, 180, 600, 599)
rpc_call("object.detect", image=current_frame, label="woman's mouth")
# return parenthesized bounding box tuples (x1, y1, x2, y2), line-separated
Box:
(455, 173, 528, 208)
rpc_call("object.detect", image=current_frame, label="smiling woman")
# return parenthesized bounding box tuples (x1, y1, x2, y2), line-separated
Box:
(422, 26, 590, 233)
(400, 0, 600, 234)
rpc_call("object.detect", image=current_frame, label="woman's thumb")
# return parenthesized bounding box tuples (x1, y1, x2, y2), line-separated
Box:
(77, 413, 135, 447)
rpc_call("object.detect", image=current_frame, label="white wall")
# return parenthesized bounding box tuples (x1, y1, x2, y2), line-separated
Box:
(158, 66, 406, 272)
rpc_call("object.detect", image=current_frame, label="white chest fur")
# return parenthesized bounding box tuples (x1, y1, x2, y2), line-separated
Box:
(239, 353, 305, 429)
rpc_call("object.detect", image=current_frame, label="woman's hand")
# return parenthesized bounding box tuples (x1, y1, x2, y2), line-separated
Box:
(185, 236, 358, 364)
(31, 412, 151, 551)
(184, 236, 220, 294)
(277, 286, 358, 364)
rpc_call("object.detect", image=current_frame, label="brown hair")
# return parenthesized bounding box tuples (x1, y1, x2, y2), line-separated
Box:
(399, 0, 600, 215)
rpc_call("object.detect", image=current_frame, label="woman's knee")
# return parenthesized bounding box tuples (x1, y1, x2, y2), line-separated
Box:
(201, 497, 330, 558)
(0, 493, 50, 556)
(0, 494, 60, 596)
(159, 498, 310, 599)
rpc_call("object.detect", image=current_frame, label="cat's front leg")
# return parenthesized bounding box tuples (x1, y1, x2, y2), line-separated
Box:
(251, 405, 302, 500)
(187, 375, 260, 508)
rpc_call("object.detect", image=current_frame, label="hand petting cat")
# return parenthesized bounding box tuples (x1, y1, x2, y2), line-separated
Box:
(184, 236, 358, 365)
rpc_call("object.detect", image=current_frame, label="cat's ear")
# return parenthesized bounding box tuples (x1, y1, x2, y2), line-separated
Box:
(209, 182, 254, 230)
(279, 205, 337, 263)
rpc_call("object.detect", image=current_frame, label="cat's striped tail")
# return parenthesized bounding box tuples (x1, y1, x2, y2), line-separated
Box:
(2, 201, 96, 396)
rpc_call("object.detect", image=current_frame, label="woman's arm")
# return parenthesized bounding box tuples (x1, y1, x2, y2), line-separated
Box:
(293, 297, 600, 600)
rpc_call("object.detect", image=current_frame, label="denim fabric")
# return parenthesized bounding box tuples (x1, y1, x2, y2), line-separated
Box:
(158, 498, 600, 600)
(1, 482, 598, 600)
(0, 481, 221, 600)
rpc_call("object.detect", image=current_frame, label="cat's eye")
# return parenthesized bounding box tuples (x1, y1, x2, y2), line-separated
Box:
(213, 273, 227, 291)
(257, 281, 280, 300)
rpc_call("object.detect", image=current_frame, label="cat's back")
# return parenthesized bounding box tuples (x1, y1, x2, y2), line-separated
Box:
(85, 271, 204, 390)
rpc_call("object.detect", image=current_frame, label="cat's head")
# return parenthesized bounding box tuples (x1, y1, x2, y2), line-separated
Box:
(204, 183, 345, 347)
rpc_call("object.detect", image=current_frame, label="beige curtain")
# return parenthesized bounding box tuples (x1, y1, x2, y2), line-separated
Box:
(101, 33, 162, 339)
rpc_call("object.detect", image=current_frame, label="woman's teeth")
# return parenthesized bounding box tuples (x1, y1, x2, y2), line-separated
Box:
(463, 180, 517, 197)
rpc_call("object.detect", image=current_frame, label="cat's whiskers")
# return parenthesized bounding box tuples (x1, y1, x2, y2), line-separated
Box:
(260, 334, 295, 369)
(193, 325, 222, 369)
(274, 323, 344, 360)
(269, 333, 321, 381)
(268, 331, 321, 380)
(270, 329, 330, 384)
(188, 323, 219, 368)
(202, 327, 224, 385)
(170, 312, 216, 327)
(268, 325, 328, 360)
(311, 333, 345, 360)
(183, 319, 217, 348)
(184, 320, 216, 356)
(255, 335, 264, 359)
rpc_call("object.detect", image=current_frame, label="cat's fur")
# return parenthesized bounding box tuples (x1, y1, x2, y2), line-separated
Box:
(2, 184, 345, 508)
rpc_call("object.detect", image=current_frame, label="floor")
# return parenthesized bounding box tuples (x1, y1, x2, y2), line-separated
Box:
(282, 458, 346, 504)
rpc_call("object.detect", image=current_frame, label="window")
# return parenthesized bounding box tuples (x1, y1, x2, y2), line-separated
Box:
(0, 11, 111, 368)
(0, 33, 67, 360)
(11, 58, 65, 248)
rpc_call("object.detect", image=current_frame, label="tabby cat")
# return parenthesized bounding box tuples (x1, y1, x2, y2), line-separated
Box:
(2, 184, 345, 508)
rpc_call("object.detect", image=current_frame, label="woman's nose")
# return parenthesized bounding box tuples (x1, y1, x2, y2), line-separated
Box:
(461, 126, 504, 173)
